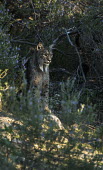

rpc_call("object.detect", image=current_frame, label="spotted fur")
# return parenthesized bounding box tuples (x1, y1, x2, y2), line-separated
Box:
(26, 43, 53, 112)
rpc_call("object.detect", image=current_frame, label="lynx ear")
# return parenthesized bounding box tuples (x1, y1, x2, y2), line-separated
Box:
(37, 42, 44, 51)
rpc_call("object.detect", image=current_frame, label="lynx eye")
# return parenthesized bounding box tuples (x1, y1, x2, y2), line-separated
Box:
(43, 54, 47, 58)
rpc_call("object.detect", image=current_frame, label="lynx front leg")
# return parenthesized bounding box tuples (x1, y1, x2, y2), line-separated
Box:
(42, 73, 51, 113)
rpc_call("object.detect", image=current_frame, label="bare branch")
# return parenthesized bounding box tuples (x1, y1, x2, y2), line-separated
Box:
(53, 29, 78, 45)
(11, 39, 36, 46)
(64, 28, 86, 82)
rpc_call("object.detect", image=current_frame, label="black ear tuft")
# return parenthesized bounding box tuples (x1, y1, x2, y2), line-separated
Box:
(37, 42, 44, 51)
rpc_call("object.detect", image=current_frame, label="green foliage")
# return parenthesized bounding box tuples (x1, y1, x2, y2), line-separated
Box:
(0, 4, 19, 88)
(0, 29, 19, 70)
(0, 79, 103, 169)
(60, 80, 96, 126)
(0, 1, 103, 169)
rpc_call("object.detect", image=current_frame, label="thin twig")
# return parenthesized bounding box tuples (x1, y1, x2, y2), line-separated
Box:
(64, 28, 86, 83)
(11, 40, 36, 46)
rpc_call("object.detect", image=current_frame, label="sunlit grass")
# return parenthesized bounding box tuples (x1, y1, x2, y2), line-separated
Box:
(0, 80, 103, 169)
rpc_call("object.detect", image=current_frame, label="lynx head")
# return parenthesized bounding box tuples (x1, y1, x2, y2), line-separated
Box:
(36, 42, 53, 72)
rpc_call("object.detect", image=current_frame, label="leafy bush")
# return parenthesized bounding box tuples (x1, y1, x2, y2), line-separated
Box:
(0, 79, 103, 169)
(0, 1, 103, 169)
